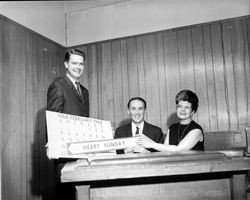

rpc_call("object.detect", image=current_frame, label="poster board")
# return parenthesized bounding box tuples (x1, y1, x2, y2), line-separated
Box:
(46, 111, 136, 159)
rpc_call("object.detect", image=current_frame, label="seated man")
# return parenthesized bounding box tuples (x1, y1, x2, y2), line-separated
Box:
(114, 97, 164, 154)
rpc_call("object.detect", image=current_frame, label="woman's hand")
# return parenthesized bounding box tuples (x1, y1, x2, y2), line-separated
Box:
(135, 134, 156, 148)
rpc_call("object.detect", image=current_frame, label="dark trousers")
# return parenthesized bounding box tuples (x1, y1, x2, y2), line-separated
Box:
(54, 162, 76, 200)
(55, 182, 76, 200)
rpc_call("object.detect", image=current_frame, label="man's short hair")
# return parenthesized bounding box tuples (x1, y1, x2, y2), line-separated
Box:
(64, 49, 85, 62)
(127, 97, 147, 109)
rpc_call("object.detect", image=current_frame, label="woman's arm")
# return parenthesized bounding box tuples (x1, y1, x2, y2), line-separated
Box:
(175, 129, 203, 150)
(137, 129, 203, 152)
(136, 133, 171, 152)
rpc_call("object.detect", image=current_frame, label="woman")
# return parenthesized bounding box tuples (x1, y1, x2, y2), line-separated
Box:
(136, 90, 204, 151)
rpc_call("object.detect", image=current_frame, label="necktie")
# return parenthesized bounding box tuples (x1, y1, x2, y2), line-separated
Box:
(135, 127, 140, 135)
(75, 82, 81, 96)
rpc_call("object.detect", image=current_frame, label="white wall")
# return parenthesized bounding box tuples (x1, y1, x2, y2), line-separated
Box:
(0, 1, 65, 46)
(0, 0, 249, 47)
(66, 0, 250, 46)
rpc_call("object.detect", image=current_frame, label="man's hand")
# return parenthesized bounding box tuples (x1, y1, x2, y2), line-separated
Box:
(133, 146, 150, 153)
(124, 146, 135, 154)
(124, 145, 150, 154)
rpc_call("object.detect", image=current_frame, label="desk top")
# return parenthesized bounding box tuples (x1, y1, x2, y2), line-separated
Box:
(61, 151, 250, 183)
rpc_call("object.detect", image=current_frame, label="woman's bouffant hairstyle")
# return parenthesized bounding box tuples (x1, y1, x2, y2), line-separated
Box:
(175, 90, 199, 113)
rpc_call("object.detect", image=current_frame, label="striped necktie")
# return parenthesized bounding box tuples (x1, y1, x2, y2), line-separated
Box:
(75, 82, 81, 96)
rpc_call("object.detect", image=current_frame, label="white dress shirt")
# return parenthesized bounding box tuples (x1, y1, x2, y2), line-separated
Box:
(66, 73, 79, 90)
(131, 121, 144, 137)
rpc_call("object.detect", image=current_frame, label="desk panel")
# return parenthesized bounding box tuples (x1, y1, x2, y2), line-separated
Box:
(61, 151, 250, 200)
(91, 178, 231, 200)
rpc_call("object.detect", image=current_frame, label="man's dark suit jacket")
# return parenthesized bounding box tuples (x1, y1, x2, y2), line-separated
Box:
(46, 75, 89, 165)
(114, 121, 164, 154)
(47, 76, 89, 117)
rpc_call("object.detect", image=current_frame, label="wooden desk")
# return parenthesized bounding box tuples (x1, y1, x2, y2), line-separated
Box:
(61, 151, 250, 200)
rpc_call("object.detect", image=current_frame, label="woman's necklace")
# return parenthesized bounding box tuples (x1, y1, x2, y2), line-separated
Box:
(178, 121, 192, 143)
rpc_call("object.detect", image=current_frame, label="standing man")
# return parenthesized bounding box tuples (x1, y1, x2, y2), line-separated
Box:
(114, 97, 164, 154)
(47, 49, 89, 117)
(46, 49, 89, 200)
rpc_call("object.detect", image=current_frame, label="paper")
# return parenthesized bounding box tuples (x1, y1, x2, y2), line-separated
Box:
(67, 137, 136, 154)
(46, 111, 115, 159)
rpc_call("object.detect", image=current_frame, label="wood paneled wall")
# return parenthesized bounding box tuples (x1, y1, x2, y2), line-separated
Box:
(0, 16, 3, 200)
(0, 16, 65, 200)
(0, 14, 249, 200)
(76, 15, 250, 134)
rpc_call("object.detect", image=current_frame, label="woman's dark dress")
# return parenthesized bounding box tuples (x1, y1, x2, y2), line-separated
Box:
(168, 120, 204, 150)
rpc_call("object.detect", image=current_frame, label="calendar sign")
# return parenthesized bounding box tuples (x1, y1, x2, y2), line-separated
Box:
(46, 111, 116, 159)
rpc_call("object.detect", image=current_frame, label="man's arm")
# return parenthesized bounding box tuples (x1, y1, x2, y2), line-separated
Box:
(47, 82, 64, 112)
(154, 128, 165, 144)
